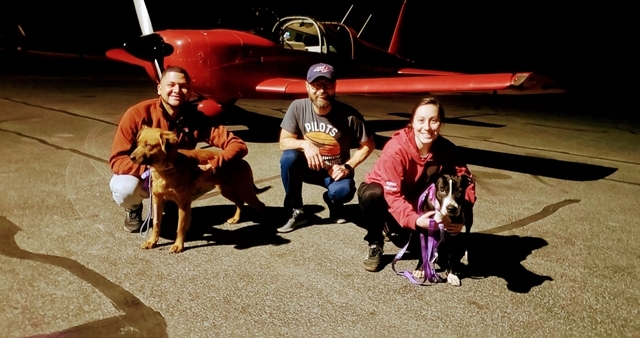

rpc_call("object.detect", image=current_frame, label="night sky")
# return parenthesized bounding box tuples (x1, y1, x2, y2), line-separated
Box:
(2, 0, 635, 103)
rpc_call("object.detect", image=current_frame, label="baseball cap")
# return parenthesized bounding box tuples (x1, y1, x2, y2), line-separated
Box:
(306, 63, 336, 83)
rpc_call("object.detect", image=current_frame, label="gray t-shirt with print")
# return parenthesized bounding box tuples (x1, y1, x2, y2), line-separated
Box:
(281, 98, 372, 166)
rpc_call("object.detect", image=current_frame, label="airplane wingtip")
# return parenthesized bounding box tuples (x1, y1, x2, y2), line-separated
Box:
(512, 72, 567, 93)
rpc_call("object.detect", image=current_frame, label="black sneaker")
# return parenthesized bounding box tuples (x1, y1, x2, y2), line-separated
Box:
(323, 192, 346, 224)
(277, 208, 307, 233)
(124, 205, 143, 233)
(363, 244, 384, 272)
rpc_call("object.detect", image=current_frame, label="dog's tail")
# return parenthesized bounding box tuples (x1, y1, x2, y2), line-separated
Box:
(254, 185, 271, 194)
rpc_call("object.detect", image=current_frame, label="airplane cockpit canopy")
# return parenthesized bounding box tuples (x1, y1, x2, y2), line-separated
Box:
(271, 16, 355, 59)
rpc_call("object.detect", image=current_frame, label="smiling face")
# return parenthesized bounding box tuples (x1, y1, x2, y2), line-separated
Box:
(412, 103, 442, 151)
(157, 71, 191, 115)
(305, 78, 336, 113)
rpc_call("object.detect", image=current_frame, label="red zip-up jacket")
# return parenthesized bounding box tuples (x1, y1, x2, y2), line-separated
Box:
(364, 127, 476, 230)
(109, 98, 248, 177)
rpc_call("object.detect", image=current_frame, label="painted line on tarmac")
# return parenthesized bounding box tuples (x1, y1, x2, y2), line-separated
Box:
(1, 97, 117, 127)
(0, 216, 168, 337)
(0, 127, 107, 164)
(480, 199, 580, 234)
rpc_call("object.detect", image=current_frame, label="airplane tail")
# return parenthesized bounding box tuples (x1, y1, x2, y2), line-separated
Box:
(388, 0, 407, 56)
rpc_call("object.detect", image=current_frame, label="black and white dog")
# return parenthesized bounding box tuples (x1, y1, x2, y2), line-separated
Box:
(420, 172, 473, 286)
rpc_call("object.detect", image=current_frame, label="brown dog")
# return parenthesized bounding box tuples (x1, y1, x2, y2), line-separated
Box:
(129, 126, 269, 253)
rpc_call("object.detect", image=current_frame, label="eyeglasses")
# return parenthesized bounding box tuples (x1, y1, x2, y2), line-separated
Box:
(308, 81, 336, 91)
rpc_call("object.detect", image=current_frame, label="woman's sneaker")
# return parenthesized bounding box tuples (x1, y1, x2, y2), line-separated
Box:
(363, 243, 384, 272)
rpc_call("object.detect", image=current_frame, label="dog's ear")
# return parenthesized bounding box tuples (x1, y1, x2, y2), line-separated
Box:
(159, 131, 178, 153)
(459, 174, 473, 190)
(136, 125, 148, 142)
(426, 171, 443, 187)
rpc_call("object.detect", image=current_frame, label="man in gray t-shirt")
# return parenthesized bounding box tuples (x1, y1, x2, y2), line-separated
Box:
(277, 63, 375, 233)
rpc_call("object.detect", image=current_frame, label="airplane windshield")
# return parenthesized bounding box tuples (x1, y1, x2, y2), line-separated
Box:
(274, 17, 323, 52)
(272, 16, 354, 58)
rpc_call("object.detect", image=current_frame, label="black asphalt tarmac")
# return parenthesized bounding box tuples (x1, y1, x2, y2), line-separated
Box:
(1, 51, 639, 337)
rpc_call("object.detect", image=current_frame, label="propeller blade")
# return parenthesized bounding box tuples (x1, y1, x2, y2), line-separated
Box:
(133, 0, 154, 35)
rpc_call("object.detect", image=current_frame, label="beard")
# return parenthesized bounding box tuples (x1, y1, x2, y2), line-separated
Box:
(310, 93, 334, 110)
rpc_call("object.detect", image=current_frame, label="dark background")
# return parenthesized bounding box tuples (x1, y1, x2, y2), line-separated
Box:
(1, 0, 635, 106)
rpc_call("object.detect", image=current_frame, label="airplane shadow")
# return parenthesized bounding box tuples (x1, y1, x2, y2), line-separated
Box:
(223, 105, 617, 181)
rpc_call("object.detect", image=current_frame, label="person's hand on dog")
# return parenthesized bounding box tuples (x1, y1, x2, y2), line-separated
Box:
(417, 211, 461, 234)
(327, 164, 349, 181)
(302, 141, 324, 171)
(198, 160, 216, 172)
(437, 213, 463, 235)
(445, 223, 463, 235)
(416, 211, 436, 229)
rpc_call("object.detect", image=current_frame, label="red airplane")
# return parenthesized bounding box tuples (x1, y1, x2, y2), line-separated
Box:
(106, 0, 549, 117)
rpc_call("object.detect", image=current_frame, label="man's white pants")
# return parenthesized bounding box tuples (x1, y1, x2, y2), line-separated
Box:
(110, 173, 217, 210)
(110, 174, 149, 210)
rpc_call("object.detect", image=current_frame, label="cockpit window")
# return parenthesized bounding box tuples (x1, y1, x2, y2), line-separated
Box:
(274, 17, 324, 53)
(272, 16, 353, 58)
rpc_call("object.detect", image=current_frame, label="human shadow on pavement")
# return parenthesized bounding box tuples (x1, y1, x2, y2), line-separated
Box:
(349, 200, 554, 293)
(0, 216, 168, 338)
(464, 233, 553, 293)
(369, 230, 552, 293)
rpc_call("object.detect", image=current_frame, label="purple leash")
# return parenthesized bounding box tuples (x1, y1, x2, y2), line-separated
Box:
(139, 169, 153, 238)
(391, 183, 445, 285)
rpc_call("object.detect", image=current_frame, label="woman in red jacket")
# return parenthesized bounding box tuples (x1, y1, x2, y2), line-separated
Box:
(357, 97, 476, 272)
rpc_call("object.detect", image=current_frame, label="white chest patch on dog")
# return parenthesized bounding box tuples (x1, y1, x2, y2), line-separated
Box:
(440, 178, 458, 215)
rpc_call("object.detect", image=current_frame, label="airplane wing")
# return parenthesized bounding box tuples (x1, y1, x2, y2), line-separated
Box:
(106, 48, 158, 82)
(255, 72, 553, 95)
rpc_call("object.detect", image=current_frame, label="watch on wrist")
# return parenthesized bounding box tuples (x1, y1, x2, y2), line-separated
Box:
(343, 164, 353, 173)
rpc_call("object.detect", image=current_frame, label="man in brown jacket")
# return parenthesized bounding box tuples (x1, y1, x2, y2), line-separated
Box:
(109, 66, 248, 232)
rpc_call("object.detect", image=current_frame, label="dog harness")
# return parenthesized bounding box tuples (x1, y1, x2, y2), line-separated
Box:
(391, 183, 446, 285)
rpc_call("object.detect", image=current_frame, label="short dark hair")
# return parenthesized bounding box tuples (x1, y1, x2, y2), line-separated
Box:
(161, 65, 191, 84)
(407, 97, 445, 129)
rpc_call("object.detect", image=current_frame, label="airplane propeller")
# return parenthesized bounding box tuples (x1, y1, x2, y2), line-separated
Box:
(130, 0, 166, 81)
(133, 0, 154, 35)
(122, 33, 173, 70)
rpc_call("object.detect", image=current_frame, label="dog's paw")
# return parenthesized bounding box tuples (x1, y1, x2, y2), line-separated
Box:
(169, 244, 184, 253)
(447, 273, 461, 286)
(141, 241, 156, 250)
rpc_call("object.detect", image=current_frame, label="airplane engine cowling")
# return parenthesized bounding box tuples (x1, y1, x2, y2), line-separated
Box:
(196, 99, 224, 118)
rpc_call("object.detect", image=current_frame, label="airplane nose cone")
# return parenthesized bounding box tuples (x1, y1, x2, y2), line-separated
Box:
(123, 33, 174, 62)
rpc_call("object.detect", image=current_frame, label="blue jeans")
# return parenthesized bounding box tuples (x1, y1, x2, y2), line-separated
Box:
(280, 149, 356, 209)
